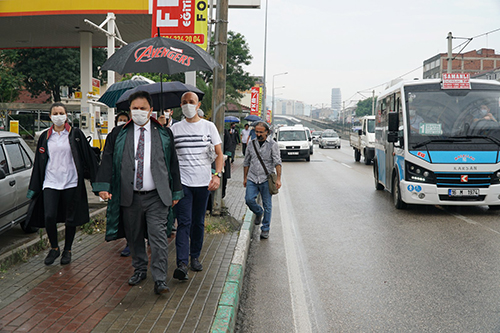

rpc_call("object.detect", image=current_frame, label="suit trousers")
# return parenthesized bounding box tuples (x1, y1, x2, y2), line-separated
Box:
(122, 190, 170, 282)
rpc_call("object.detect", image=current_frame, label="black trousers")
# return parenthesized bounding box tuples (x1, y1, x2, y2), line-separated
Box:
(43, 187, 77, 251)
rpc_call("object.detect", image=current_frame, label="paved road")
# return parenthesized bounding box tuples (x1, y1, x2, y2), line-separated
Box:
(236, 140, 500, 332)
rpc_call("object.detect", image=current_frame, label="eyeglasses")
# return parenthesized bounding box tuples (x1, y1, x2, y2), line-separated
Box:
(255, 131, 266, 134)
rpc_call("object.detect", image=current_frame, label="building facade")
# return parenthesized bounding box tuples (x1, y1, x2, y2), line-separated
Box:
(331, 88, 341, 119)
(423, 48, 500, 79)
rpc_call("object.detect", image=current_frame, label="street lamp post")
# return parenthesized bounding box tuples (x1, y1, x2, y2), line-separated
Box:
(272, 72, 288, 125)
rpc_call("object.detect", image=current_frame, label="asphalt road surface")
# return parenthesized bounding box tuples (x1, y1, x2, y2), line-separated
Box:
(236, 140, 500, 332)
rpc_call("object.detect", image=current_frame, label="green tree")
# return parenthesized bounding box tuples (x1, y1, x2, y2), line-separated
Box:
(0, 51, 24, 103)
(2, 48, 107, 102)
(356, 97, 375, 117)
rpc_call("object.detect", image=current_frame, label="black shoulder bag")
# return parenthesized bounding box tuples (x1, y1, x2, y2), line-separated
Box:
(252, 140, 279, 195)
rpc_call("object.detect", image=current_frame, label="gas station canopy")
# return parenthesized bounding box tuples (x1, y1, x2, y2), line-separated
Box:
(0, 0, 151, 49)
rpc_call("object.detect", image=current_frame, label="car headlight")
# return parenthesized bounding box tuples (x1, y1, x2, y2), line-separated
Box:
(278, 143, 285, 149)
(405, 161, 435, 183)
(301, 143, 309, 149)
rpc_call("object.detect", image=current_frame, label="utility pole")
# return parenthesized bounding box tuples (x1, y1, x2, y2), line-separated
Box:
(371, 90, 375, 116)
(211, 0, 229, 216)
(447, 31, 453, 74)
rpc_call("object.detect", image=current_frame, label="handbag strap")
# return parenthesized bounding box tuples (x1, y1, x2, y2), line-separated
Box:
(252, 139, 270, 176)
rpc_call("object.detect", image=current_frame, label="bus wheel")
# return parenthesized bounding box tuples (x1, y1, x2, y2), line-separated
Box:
(392, 175, 407, 209)
(374, 162, 384, 191)
(354, 149, 361, 162)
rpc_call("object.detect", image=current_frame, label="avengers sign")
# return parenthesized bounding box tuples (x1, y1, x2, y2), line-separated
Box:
(152, 0, 208, 50)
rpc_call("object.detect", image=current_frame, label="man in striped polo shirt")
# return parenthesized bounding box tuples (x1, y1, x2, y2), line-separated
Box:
(170, 92, 224, 280)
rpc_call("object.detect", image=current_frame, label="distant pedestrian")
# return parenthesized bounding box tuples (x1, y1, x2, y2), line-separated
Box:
(25, 102, 99, 265)
(227, 123, 240, 162)
(243, 122, 282, 239)
(94, 91, 183, 295)
(114, 112, 132, 257)
(241, 123, 251, 155)
(158, 108, 178, 128)
(170, 91, 223, 280)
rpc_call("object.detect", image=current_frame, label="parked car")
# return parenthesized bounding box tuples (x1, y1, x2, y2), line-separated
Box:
(311, 131, 322, 144)
(0, 131, 37, 234)
(319, 130, 341, 149)
(276, 125, 311, 162)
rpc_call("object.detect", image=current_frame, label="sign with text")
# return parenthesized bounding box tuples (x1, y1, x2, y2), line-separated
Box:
(266, 109, 272, 123)
(250, 86, 261, 116)
(152, 0, 208, 50)
(92, 78, 100, 95)
(442, 73, 471, 90)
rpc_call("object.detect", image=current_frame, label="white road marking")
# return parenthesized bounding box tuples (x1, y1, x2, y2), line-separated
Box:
(341, 163, 352, 169)
(437, 206, 500, 235)
(326, 156, 333, 160)
(278, 175, 313, 333)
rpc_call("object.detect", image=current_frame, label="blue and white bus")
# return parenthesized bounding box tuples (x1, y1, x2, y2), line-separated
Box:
(373, 78, 500, 209)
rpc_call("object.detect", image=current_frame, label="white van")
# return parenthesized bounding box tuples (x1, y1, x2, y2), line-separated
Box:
(276, 125, 311, 162)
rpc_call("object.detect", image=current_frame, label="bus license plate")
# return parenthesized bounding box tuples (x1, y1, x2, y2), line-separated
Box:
(288, 152, 299, 155)
(448, 189, 479, 197)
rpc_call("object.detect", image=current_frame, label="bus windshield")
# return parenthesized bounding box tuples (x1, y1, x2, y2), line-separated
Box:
(405, 85, 500, 150)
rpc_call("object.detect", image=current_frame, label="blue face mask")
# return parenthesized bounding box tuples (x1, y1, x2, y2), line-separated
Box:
(480, 108, 488, 116)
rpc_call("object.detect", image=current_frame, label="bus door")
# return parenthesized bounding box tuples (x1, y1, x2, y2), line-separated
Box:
(385, 94, 395, 191)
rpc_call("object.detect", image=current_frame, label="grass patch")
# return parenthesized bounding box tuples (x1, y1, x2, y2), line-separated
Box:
(80, 213, 107, 235)
(0, 230, 49, 273)
(205, 213, 240, 234)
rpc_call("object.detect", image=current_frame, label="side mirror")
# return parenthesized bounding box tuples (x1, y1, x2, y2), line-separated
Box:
(388, 112, 399, 132)
(308, 137, 312, 141)
(387, 132, 398, 143)
(357, 129, 362, 135)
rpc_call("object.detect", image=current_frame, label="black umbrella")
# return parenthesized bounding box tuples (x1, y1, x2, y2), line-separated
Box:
(115, 81, 204, 111)
(97, 79, 151, 108)
(100, 36, 220, 75)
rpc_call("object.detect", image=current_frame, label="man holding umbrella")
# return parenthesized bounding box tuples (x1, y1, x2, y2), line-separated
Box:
(170, 92, 223, 280)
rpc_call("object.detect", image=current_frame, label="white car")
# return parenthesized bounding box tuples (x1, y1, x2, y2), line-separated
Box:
(276, 125, 311, 162)
(0, 131, 37, 234)
(319, 131, 341, 149)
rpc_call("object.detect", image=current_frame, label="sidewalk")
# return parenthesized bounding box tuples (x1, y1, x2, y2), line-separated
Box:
(0, 151, 252, 333)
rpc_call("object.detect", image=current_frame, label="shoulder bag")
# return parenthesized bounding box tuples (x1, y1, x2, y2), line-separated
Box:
(252, 140, 279, 195)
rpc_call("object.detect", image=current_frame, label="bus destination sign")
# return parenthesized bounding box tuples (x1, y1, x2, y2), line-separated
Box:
(441, 73, 471, 90)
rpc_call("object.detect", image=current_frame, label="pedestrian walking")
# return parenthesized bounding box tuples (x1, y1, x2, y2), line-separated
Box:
(93, 91, 183, 295)
(241, 123, 251, 155)
(114, 112, 133, 257)
(227, 123, 240, 162)
(170, 91, 223, 280)
(25, 102, 99, 265)
(243, 122, 282, 239)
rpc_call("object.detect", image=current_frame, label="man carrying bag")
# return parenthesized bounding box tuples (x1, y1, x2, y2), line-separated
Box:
(243, 122, 282, 239)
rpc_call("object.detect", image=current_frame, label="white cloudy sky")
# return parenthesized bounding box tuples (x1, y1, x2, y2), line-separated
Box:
(226, 0, 500, 109)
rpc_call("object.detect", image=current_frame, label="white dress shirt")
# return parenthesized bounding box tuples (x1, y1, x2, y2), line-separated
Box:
(43, 129, 78, 190)
(133, 121, 155, 191)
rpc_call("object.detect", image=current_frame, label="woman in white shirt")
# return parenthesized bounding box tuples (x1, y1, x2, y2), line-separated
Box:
(26, 103, 99, 266)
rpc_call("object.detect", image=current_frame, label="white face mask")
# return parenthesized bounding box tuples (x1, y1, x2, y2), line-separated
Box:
(164, 112, 171, 119)
(51, 114, 67, 127)
(117, 121, 127, 126)
(181, 104, 198, 119)
(131, 109, 150, 126)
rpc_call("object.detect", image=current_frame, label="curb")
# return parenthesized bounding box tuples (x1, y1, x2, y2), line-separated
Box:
(211, 207, 255, 333)
(0, 207, 107, 270)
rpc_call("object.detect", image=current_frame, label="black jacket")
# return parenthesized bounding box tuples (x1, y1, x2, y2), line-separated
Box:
(25, 124, 99, 228)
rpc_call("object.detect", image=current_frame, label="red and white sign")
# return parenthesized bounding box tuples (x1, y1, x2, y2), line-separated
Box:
(461, 175, 469, 183)
(417, 151, 426, 158)
(152, 0, 208, 50)
(442, 73, 471, 90)
(92, 78, 100, 95)
(266, 109, 272, 123)
(250, 87, 260, 116)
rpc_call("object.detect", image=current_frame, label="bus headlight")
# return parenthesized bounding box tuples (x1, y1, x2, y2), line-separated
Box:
(405, 161, 436, 184)
(491, 169, 500, 184)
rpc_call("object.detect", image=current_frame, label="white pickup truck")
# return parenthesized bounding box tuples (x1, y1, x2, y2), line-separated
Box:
(349, 115, 375, 165)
